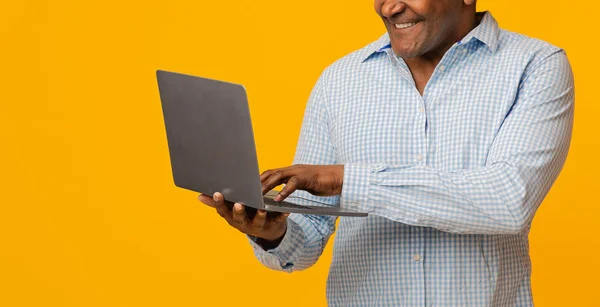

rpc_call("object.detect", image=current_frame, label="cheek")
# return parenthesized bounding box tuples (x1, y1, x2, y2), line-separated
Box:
(404, 0, 428, 15)
(420, 9, 449, 38)
(430, 13, 458, 39)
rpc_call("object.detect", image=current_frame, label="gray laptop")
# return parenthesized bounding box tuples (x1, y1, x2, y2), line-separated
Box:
(156, 70, 367, 217)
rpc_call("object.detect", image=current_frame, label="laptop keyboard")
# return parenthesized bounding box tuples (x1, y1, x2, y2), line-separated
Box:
(263, 197, 315, 209)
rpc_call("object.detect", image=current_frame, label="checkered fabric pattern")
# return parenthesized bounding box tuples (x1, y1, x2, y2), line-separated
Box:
(248, 12, 574, 307)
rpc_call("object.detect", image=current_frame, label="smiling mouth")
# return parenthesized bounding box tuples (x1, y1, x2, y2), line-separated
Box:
(394, 22, 418, 29)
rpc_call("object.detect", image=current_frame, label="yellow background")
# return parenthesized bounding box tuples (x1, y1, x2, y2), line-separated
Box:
(1, 0, 598, 306)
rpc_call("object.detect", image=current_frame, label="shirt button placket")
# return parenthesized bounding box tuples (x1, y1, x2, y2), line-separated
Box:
(417, 103, 427, 165)
(413, 227, 426, 306)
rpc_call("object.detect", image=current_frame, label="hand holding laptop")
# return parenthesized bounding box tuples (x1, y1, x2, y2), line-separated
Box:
(197, 164, 343, 248)
(198, 192, 289, 249)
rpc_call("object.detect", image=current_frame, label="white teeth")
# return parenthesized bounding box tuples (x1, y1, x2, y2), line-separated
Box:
(395, 22, 417, 29)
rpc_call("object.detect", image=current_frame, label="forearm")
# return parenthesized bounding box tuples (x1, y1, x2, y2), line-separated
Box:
(342, 162, 540, 234)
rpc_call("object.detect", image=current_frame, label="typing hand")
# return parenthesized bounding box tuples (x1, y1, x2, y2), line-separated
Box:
(260, 165, 344, 203)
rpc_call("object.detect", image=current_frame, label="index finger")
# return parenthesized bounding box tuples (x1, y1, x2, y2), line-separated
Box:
(213, 192, 231, 217)
(260, 166, 294, 183)
(260, 170, 275, 182)
(262, 169, 295, 195)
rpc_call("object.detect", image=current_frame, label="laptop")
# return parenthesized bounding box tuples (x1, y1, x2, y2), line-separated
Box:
(156, 70, 367, 218)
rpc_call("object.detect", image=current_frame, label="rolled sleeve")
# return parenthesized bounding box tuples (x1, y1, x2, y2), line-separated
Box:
(247, 216, 307, 272)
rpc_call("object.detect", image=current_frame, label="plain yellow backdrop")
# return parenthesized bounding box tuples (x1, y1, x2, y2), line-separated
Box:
(1, 0, 598, 306)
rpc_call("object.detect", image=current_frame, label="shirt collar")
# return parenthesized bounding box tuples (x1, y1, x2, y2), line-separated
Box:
(360, 33, 392, 62)
(460, 11, 500, 52)
(360, 11, 500, 63)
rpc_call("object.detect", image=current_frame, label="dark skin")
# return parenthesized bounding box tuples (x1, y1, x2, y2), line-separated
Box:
(376, 0, 477, 94)
(198, 0, 478, 246)
(198, 193, 290, 248)
(197, 165, 343, 247)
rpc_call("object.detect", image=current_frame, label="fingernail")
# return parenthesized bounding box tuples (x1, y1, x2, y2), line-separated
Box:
(213, 193, 219, 201)
(283, 213, 290, 217)
(234, 203, 243, 212)
(258, 210, 266, 216)
(274, 195, 282, 202)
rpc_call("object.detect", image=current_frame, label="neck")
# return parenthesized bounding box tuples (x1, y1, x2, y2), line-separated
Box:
(403, 11, 481, 95)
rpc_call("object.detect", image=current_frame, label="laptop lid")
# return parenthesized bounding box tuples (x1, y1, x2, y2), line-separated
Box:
(156, 70, 265, 209)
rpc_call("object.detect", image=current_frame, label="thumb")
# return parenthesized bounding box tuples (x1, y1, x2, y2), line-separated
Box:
(198, 194, 215, 207)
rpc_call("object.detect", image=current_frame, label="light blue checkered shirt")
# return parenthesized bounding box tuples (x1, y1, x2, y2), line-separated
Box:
(248, 12, 574, 307)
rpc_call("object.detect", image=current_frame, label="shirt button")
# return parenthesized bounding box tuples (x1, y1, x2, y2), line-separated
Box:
(417, 154, 423, 161)
(462, 48, 468, 55)
(419, 107, 425, 113)
(413, 254, 421, 262)
(439, 65, 446, 72)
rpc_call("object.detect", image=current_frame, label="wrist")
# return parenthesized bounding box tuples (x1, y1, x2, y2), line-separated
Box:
(336, 165, 344, 194)
(256, 225, 287, 250)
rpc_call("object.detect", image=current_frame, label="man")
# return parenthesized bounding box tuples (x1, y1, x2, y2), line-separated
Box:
(198, 0, 574, 306)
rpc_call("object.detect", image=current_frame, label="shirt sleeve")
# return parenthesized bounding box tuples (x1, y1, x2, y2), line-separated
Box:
(341, 50, 575, 235)
(249, 73, 339, 272)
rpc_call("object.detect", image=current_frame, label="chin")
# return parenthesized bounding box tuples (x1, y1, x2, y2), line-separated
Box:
(389, 39, 423, 59)
(391, 47, 422, 59)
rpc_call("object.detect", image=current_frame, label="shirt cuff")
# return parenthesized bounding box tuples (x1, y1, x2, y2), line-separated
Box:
(340, 163, 379, 212)
(247, 216, 306, 271)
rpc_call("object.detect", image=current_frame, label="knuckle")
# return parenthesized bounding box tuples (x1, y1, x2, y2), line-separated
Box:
(255, 213, 267, 222)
